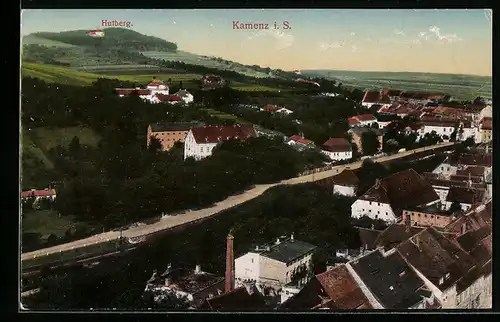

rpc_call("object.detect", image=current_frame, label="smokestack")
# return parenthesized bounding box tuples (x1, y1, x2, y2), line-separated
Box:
(195, 264, 201, 274)
(375, 179, 381, 189)
(225, 233, 234, 293)
(405, 213, 411, 233)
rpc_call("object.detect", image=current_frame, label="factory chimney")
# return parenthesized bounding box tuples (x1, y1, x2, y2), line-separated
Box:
(225, 233, 235, 293)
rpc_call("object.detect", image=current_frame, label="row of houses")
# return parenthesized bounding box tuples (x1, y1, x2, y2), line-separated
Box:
(281, 201, 492, 310)
(144, 197, 491, 310)
(115, 80, 194, 105)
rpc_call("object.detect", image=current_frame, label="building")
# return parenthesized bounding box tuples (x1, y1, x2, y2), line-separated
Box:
(286, 135, 315, 150)
(348, 114, 378, 127)
(330, 169, 359, 197)
(262, 105, 293, 115)
(479, 117, 492, 142)
(371, 224, 424, 252)
(396, 227, 486, 309)
(321, 138, 352, 161)
(399, 91, 443, 105)
(174, 89, 194, 104)
(351, 169, 440, 223)
(444, 200, 491, 236)
(347, 248, 436, 309)
(184, 124, 258, 160)
(425, 176, 485, 205)
(347, 127, 384, 154)
(144, 264, 225, 309)
(115, 80, 170, 103)
(361, 91, 391, 109)
(444, 186, 486, 212)
(21, 188, 57, 203)
(418, 119, 456, 140)
(152, 94, 183, 104)
(234, 235, 317, 290)
(401, 204, 455, 229)
(200, 285, 267, 311)
(279, 265, 373, 310)
(147, 122, 202, 151)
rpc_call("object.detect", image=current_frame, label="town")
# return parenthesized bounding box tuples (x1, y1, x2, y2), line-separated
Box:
(20, 9, 492, 312)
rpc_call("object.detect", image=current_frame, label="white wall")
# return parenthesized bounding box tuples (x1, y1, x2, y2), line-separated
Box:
(419, 125, 455, 139)
(432, 163, 458, 179)
(333, 185, 356, 197)
(351, 199, 397, 222)
(285, 253, 314, 285)
(235, 252, 261, 282)
(432, 186, 450, 204)
(322, 150, 352, 161)
(444, 201, 472, 212)
(184, 131, 218, 160)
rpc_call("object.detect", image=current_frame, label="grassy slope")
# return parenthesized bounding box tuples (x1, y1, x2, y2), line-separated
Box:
(22, 62, 281, 92)
(22, 34, 77, 48)
(23, 209, 92, 238)
(302, 69, 492, 100)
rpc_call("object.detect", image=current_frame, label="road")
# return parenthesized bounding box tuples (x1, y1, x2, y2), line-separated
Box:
(21, 142, 454, 261)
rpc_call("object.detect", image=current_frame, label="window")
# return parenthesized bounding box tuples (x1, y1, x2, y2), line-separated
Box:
(431, 215, 434, 219)
(251, 258, 254, 263)
(375, 215, 378, 219)
(378, 202, 380, 206)
(369, 210, 372, 212)
(369, 202, 372, 205)
(424, 214, 427, 218)
(377, 211, 380, 214)
(386, 212, 388, 215)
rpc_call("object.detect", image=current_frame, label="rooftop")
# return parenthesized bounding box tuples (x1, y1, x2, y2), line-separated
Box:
(350, 249, 428, 309)
(445, 186, 486, 205)
(255, 238, 317, 264)
(21, 189, 56, 198)
(359, 169, 440, 212)
(191, 124, 257, 144)
(458, 153, 492, 168)
(362, 91, 381, 103)
(202, 286, 267, 311)
(289, 135, 314, 145)
(315, 265, 372, 309)
(149, 122, 202, 133)
(403, 203, 453, 217)
(396, 227, 476, 292)
(373, 224, 424, 251)
(330, 169, 359, 187)
(353, 114, 377, 122)
(162, 267, 225, 295)
(322, 138, 352, 152)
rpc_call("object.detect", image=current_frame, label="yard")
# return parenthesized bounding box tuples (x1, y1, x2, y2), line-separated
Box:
(201, 108, 248, 123)
(30, 125, 102, 151)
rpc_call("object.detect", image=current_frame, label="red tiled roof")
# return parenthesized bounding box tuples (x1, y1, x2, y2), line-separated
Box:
(465, 104, 486, 113)
(360, 169, 440, 212)
(263, 104, 282, 112)
(382, 89, 403, 97)
(455, 166, 485, 177)
(446, 186, 485, 205)
(330, 169, 359, 186)
(354, 114, 377, 122)
(315, 265, 372, 309)
(348, 117, 361, 126)
(289, 135, 314, 145)
(147, 81, 168, 87)
(458, 153, 492, 167)
(21, 189, 56, 198)
(362, 91, 381, 103)
(396, 227, 476, 292)
(155, 94, 182, 102)
(191, 124, 257, 144)
(115, 88, 152, 95)
(322, 138, 352, 152)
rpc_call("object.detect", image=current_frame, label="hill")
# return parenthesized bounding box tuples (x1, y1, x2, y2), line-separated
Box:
(302, 69, 492, 100)
(29, 28, 178, 52)
(21, 29, 276, 79)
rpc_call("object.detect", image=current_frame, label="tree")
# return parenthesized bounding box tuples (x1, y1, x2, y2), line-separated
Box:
(46, 233, 58, 246)
(361, 131, 380, 156)
(464, 137, 475, 147)
(383, 138, 399, 153)
(449, 201, 462, 214)
(148, 136, 163, 153)
(68, 136, 82, 159)
(356, 159, 390, 196)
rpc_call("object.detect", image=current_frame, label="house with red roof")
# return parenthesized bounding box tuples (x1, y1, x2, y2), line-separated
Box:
(184, 124, 258, 160)
(115, 79, 172, 103)
(286, 135, 315, 150)
(348, 114, 378, 128)
(151, 94, 183, 105)
(21, 188, 57, 203)
(321, 138, 352, 161)
(361, 91, 392, 109)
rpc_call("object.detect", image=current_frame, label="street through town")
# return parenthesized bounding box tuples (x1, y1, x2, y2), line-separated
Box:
(21, 142, 454, 261)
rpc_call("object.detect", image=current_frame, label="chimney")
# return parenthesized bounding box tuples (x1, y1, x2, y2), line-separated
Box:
(375, 179, 381, 189)
(195, 264, 201, 274)
(290, 233, 294, 241)
(405, 213, 411, 233)
(225, 233, 235, 293)
(276, 238, 281, 245)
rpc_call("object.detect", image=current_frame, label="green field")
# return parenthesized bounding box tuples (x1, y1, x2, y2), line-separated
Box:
(302, 69, 492, 100)
(230, 82, 283, 92)
(142, 51, 271, 78)
(22, 62, 106, 85)
(23, 209, 93, 239)
(22, 34, 77, 48)
(201, 108, 248, 123)
(29, 126, 102, 151)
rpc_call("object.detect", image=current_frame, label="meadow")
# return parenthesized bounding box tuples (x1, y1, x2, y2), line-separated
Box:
(23, 209, 94, 239)
(302, 69, 492, 100)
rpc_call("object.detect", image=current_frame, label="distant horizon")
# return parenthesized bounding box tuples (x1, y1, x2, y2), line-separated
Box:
(300, 68, 492, 78)
(21, 9, 492, 76)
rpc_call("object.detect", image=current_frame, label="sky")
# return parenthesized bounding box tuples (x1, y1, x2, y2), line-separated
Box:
(21, 9, 492, 76)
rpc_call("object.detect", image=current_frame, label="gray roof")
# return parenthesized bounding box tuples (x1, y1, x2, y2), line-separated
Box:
(149, 122, 203, 132)
(174, 89, 192, 97)
(260, 239, 317, 264)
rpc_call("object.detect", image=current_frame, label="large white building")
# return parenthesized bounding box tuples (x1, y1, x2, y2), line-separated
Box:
(234, 235, 317, 291)
(331, 169, 359, 197)
(321, 138, 352, 162)
(351, 169, 440, 223)
(184, 124, 258, 160)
